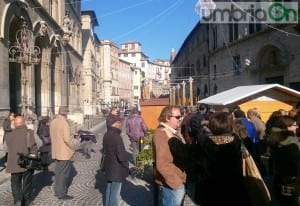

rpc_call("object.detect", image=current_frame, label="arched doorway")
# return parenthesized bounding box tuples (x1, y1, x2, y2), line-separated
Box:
(33, 22, 49, 117)
(257, 45, 288, 85)
(8, 17, 24, 114)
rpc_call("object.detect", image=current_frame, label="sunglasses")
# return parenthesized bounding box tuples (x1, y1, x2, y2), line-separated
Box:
(170, 115, 182, 120)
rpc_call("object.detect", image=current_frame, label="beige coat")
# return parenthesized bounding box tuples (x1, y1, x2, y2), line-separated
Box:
(50, 115, 75, 160)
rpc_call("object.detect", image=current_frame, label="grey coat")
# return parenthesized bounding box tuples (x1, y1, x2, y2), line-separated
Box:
(6, 126, 37, 173)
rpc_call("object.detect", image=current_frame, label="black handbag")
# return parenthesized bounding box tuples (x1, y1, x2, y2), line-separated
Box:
(18, 153, 41, 171)
(17, 130, 42, 171)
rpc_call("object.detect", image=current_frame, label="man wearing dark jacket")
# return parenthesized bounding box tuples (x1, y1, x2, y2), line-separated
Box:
(106, 107, 120, 130)
(6, 115, 37, 206)
(103, 115, 129, 206)
(125, 108, 147, 167)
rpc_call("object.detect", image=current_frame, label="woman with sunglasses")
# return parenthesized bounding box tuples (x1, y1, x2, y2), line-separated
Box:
(152, 105, 187, 206)
(267, 115, 300, 206)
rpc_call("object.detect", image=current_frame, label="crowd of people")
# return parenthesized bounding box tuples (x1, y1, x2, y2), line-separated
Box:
(2, 106, 81, 205)
(152, 103, 300, 206)
(2, 102, 300, 206)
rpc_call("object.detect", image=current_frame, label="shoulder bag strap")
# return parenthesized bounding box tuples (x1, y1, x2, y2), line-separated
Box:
(26, 130, 31, 153)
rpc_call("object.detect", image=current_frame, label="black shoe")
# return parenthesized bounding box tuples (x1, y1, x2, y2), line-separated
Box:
(58, 195, 74, 200)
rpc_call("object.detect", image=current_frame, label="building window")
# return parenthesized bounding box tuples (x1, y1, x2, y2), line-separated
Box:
(131, 44, 135, 50)
(191, 64, 195, 76)
(203, 55, 207, 67)
(124, 53, 128, 57)
(233, 55, 241, 74)
(249, 21, 262, 34)
(229, 24, 238, 42)
(134, 86, 138, 90)
(213, 64, 217, 79)
(141, 62, 145, 67)
(132, 53, 136, 57)
(213, 27, 217, 49)
(214, 83, 218, 94)
(49, 0, 53, 16)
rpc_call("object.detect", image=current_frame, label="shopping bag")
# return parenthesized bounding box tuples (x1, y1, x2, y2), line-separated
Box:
(243, 153, 271, 205)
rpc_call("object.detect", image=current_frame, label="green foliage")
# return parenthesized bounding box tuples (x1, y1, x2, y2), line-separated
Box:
(136, 131, 154, 176)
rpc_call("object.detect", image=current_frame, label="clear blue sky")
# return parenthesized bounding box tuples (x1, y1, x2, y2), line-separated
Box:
(81, 0, 200, 61)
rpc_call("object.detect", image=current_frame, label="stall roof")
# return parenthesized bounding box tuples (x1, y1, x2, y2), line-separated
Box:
(199, 84, 300, 106)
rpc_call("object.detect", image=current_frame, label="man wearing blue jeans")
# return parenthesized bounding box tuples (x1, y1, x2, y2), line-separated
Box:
(105, 182, 122, 206)
(153, 106, 187, 205)
(161, 184, 185, 205)
(102, 115, 129, 206)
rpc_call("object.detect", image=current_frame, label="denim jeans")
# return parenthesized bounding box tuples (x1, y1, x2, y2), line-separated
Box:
(161, 184, 185, 206)
(105, 181, 122, 206)
(11, 170, 34, 206)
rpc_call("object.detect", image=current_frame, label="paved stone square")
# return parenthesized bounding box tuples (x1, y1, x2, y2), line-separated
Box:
(0, 121, 196, 206)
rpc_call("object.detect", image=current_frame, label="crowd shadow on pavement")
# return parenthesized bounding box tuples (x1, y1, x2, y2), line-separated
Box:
(121, 177, 153, 206)
(0, 155, 6, 172)
(67, 162, 78, 190)
(31, 162, 77, 200)
(94, 166, 154, 206)
(94, 169, 107, 205)
(31, 170, 55, 200)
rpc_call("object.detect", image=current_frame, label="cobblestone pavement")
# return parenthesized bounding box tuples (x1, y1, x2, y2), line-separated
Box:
(0, 120, 197, 206)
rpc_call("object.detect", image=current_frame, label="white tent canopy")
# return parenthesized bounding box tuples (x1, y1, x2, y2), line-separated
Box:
(199, 84, 300, 106)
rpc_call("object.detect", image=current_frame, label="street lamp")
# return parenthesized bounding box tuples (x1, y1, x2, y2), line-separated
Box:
(9, 17, 41, 119)
(189, 77, 194, 106)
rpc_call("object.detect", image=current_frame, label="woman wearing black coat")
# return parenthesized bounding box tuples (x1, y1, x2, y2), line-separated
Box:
(102, 115, 129, 206)
(268, 115, 300, 206)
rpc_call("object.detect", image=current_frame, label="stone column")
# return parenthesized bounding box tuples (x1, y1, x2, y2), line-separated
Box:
(189, 77, 194, 106)
(172, 86, 176, 106)
(182, 81, 186, 106)
(176, 84, 180, 106)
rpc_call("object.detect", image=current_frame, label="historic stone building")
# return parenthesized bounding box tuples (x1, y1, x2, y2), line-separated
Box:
(119, 59, 134, 109)
(81, 10, 101, 115)
(0, 0, 83, 121)
(119, 41, 171, 106)
(100, 40, 132, 107)
(172, 21, 300, 101)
